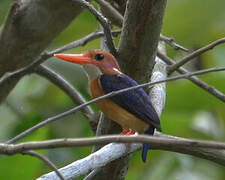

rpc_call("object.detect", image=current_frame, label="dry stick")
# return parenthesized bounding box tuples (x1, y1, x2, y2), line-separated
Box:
(72, 0, 117, 56)
(50, 30, 120, 54)
(157, 52, 225, 102)
(23, 151, 65, 180)
(6, 67, 225, 144)
(35, 65, 94, 119)
(2, 135, 225, 154)
(168, 37, 225, 74)
(95, 0, 123, 27)
(83, 169, 100, 180)
(160, 34, 189, 52)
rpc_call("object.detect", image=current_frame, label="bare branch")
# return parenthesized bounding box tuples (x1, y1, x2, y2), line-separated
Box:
(72, 0, 117, 56)
(35, 65, 94, 119)
(157, 52, 225, 102)
(36, 134, 225, 179)
(50, 29, 121, 54)
(168, 37, 225, 74)
(2, 135, 225, 156)
(83, 169, 101, 180)
(2, 135, 225, 166)
(159, 34, 189, 52)
(95, 0, 123, 27)
(6, 66, 225, 144)
(23, 151, 65, 180)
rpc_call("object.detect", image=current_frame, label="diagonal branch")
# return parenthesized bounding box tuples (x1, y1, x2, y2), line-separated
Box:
(72, 0, 117, 56)
(6, 67, 225, 144)
(167, 37, 225, 74)
(23, 151, 65, 180)
(160, 34, 189, 52)
(95, 0, 123, 27)
(35, 65, 94, 120)
(157, 52, 225, 102)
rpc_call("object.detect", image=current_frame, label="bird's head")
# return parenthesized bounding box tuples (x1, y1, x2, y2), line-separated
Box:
(54, 49, 121, 80)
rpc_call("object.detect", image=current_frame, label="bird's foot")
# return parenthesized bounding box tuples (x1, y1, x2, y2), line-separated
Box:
(120, 129, 136, 135)
(120, 128, 129, 135)
(121, 129, 136, 146)
(125, 129, 136, 135)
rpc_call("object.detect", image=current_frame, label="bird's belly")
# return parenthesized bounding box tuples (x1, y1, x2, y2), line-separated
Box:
(90, 78, 149, 133)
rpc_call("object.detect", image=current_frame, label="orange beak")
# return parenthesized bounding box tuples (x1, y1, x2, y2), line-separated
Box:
(54, 53, 92, 65)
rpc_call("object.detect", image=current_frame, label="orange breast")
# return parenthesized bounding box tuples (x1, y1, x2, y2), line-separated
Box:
(89, 78, 149, 133)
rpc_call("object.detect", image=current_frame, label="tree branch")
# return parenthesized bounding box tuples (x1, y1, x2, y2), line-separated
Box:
(72, 0, 117, 56)
(94, 0, 188, 54)
(2, 134, 225, 180)
(167, 37, 225, 74)
(3, 135, 225, 154)
(6, 66, 225, 144)
(160, 34, 189, 52)
(35, 134, 225, 179)
(23, 151, 66, 180)
(157, 52, 225, 102)
(95, 0, 123, 27)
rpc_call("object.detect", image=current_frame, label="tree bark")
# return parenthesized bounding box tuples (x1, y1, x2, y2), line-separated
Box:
(118, 0, 167, 83)
(0, 0, 84, 103)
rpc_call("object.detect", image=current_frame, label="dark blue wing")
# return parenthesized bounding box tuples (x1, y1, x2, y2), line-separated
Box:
(100, 74, 161, 131)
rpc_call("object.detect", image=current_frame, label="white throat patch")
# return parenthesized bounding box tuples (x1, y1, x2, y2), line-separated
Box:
(83, 64, 102, 81)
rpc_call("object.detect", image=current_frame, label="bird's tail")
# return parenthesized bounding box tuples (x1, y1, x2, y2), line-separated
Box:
(142, 126, 155, 162)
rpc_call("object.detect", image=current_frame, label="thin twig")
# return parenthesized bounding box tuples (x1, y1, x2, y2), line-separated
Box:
(23, 151, 65, 180)
(168, 37, 225, 74)
(72, 0, 117, 56)
(83, 169, 100, 180)
(157, 51, 225, 102)
(160, 34, 189, 52)
(6, 67, 225, 144)
(2, 135, 225, 154)
(95, 0, 123, 27)
(50, 30, 121, 54)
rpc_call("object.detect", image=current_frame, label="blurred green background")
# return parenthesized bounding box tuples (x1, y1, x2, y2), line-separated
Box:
(0, 0, 225, 179)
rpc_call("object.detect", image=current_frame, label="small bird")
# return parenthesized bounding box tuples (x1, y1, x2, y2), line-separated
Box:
(54, 49, 161, 162)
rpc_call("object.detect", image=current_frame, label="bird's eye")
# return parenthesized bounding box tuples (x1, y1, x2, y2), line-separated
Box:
(94, 54, 104, 61)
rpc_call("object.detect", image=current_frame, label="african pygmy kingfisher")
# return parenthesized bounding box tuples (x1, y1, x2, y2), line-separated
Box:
(54, 49, 161, 162)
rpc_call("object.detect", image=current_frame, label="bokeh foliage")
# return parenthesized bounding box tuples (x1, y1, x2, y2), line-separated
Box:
(0, 0, 224, 179)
